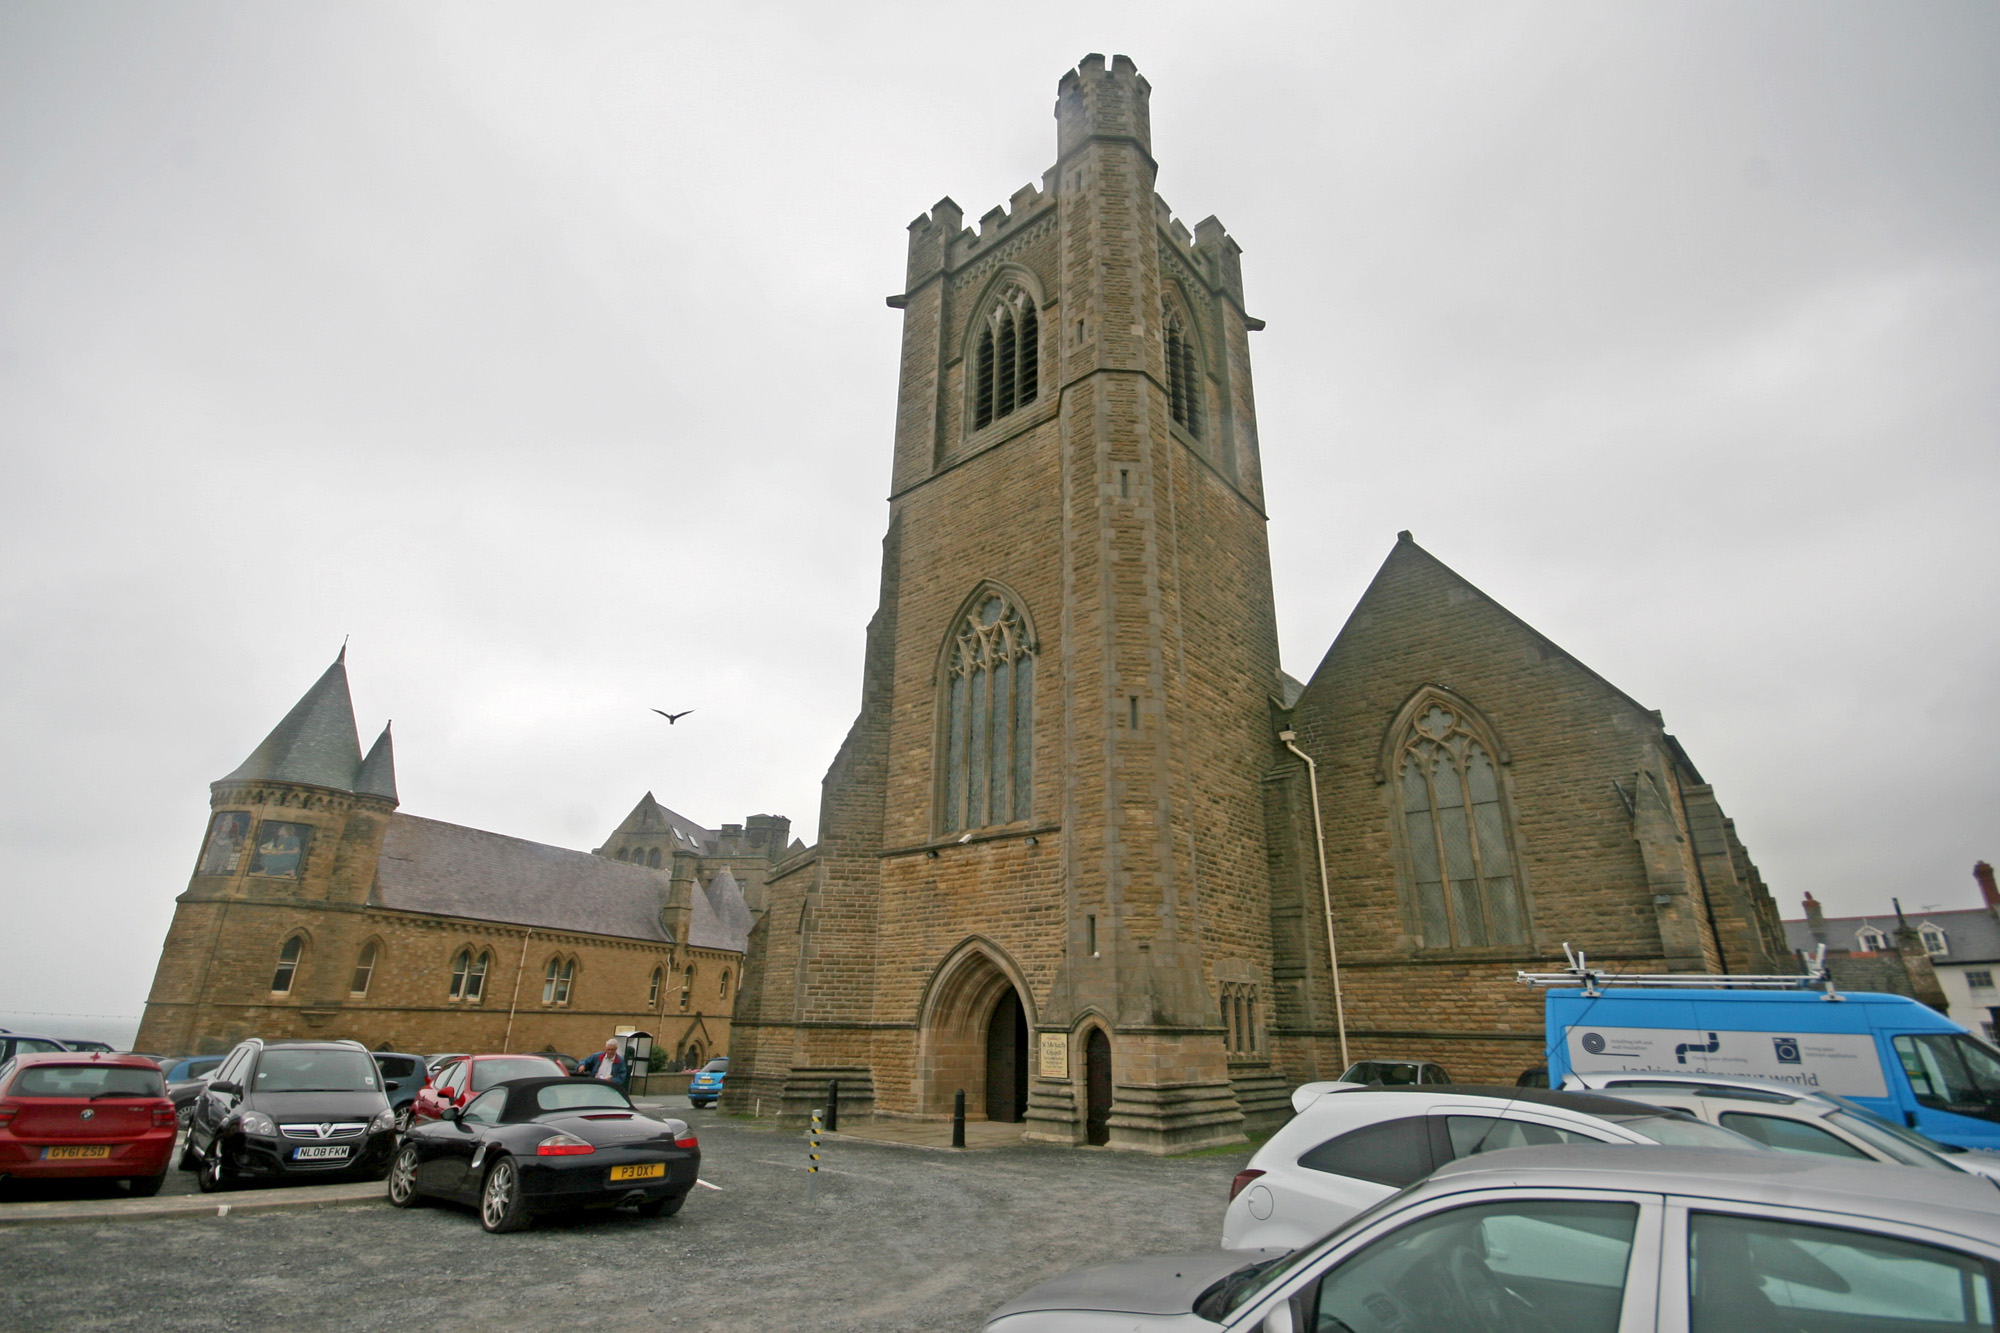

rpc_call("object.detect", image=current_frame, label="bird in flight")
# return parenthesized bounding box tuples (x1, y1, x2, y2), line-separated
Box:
(652, 708, 695, 724)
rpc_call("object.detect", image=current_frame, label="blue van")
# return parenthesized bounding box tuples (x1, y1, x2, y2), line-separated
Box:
(1545, 987, 2000, 1150)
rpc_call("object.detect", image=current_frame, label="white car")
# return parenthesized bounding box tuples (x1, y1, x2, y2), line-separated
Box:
(1562, 1069, 2000, 1182)
(987, 1146, 2000, 1332)
(1221, 1083, 1757, 1251)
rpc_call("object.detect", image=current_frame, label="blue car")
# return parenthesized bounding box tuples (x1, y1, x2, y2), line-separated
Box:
(688, 1057, 728, 1107)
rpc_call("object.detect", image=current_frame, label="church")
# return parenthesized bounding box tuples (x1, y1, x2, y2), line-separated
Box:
(718, 55, 1791, 1152)
(138, 55, 1790, 1153)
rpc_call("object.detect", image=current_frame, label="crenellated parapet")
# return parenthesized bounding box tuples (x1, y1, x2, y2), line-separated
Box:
(1056, 52, 1152, 161)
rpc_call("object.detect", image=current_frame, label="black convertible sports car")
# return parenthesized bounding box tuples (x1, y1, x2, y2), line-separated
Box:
(386, 1077, 699, 1232)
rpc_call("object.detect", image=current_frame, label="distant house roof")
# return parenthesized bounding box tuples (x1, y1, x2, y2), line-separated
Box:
(1782, 907, 2000, 963)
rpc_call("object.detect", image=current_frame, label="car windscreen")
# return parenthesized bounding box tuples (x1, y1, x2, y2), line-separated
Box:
(1612, 1113, 1769, 1149)
(12, 1064, 165, 1098)
(470, 1057, 563, 1091)
(701, 1059, 728, 1073)
(534, 1082, 634, 1113)
(252, 1049, 380, 1093)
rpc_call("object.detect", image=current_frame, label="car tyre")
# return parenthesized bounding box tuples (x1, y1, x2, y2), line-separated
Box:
(636, 1191, 685, 1218)
(386, 1143, 427, 1208)
(394, 1105, 413, 1134)
(127, 1172, 167, 1198)
(178, 1140, 203, 1172)
(479, 1157, 531, 1233)
(195, 1144, 235, 1194)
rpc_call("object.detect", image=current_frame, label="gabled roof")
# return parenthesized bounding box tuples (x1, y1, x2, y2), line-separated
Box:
(1783, 906, 2000, 963)
(600, 791, 715, 854)
(373, 814, 690, 945)
(688, 866, 753, 952)
(218, 651, 369, 792)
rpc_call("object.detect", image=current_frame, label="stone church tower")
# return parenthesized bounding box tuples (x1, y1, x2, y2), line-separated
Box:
(728, 54, 1282, 1151)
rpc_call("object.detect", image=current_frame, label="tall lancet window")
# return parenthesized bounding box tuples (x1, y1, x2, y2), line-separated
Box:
(973, 287, 1039, 431)
(1164, 308, 1202, 438)
(941, 591, 1035, 832)
(1397, 701, 1526, 949)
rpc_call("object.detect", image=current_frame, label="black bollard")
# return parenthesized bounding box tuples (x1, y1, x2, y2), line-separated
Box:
(952, 1089, 966, 1148)
(827, 1079, 840, 1133)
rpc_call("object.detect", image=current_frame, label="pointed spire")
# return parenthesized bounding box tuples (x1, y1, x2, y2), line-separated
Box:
(355, 722, 398, 803)
(217, 651, 364, 791)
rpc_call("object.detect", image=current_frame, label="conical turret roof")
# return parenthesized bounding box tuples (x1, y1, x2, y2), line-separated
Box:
(355, 723, 398, 801)
(216, 650, 367, 791)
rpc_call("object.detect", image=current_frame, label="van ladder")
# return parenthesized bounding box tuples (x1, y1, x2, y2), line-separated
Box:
(1517, 943, 1836, 999)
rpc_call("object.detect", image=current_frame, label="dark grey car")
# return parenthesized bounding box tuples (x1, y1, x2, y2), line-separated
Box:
(182, 1038, 396, 1191)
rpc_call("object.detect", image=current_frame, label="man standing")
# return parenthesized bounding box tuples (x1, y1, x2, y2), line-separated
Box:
(579, 1038, 626, 1090)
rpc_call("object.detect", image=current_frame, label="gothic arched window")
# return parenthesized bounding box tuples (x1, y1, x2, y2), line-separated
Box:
(973, 286, 1039, 431)
(270, 935, 305, 994)
(542, 956, 574, 1006)
(448, 948, 490, 1001)
(1165, 308, 1202, 438)
(647, 847, 662, 869)
(941, 590, 1035, 832)
(1396, 701, 1527, 949)
(348, 942, 379, 997)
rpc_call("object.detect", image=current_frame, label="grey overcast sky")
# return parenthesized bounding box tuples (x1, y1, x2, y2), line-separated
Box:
(3, 2, 1995, 1039)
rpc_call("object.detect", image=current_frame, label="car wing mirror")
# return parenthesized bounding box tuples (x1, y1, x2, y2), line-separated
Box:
(441, 1107, 461, 1122)
(210, 1080, 241, 1096)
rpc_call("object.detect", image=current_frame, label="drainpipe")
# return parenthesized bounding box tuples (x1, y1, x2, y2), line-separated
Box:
(502, 929, 534, 1053)
(1279, 729, 1349, 1072)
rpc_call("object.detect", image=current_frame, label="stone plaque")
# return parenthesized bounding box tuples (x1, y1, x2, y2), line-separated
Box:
(1038, 1032, 1069, 1079)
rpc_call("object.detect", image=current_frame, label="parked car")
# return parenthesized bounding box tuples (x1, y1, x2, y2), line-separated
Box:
(1336, 1059, 1452, 1087)
(986, 1146, 2000, 1332)
(61, 1040, 116, 1053)
(424, 1052, 469, 1075)
(0, 1052, 177, 1195)
(1221, 1083, 1759, 1251)
(386, 1076, 699, 1232)
(181, 1038, 396, 1191)
(0, 1033, 72, 1064)
(370, 1051, 428, 1131)
(531, 1049, 583, 1076)
(410, 1053, 567, 1126)
(688, 1056, 728, 1107)
(160, 1055, 227, 1086)
(1564, 1069, 2000, 1180)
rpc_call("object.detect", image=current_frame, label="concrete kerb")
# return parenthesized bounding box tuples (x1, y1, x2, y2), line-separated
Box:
(0, 1180, 384, 1228)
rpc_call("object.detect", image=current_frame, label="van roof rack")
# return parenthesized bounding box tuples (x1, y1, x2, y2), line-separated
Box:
(1517, 943, 1834, 999)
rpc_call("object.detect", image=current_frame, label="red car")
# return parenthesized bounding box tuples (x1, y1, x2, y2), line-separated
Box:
(410, 1054, 566, 1126)
(0, 1053, 177, 1194)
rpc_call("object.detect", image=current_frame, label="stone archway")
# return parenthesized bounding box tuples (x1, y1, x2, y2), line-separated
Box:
(917, 940, 1033, 1120)
(1084, 1026, 1112, 1145)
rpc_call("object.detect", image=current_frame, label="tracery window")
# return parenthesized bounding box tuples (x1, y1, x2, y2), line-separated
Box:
(448, 948, 490, 1001)
(1397, 702, 1527, 949)
(1221, 982, 1259, 1054)
(941, 590, 1035, 832)
(542, 956, 574, 1006)
(1164, 308, 1202, 438)
(270, 935, 305, 994)
(349, 942, 378, 997)
(973, 286, 1038, 431)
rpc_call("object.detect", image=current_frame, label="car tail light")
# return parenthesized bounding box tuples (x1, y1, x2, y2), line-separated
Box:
(0, 1103, 15, 1126)
(152, 1105, 177, 1128)
(1228, 1168, 1266, 1202)
(536, 1132, 595, 1156)
(675, 1135, 698, 1149)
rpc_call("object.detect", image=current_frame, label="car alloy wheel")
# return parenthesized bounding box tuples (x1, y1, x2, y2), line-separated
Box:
(196, 1145, 234, 1194)
(480, 1157, 531, 1233)
(386, 1143, 424, 1208)
(394, 1105, 412, 1135)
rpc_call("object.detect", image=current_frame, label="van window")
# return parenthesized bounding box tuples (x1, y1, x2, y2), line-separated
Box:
(1894, 1034, 2000, 1114)
(1297, 1116, 1434, 1187)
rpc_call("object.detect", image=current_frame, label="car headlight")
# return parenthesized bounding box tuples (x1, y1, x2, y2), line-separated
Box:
(368, 1108, 396, 1134)
(236, 1110, 276, 1137)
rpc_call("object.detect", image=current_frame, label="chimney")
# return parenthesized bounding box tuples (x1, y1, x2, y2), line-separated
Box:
(1976, 861, 1999, 913)
(1803, 891, 1827, 944)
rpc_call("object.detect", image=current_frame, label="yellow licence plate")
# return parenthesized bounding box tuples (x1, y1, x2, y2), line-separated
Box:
(609, 1162, 665, 1182)
(44, 1145, 112, 1160)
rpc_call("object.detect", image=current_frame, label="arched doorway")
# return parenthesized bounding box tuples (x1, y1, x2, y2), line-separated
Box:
(1084, 1027, 1112, 1145)
(985, 989, 1028, 1123)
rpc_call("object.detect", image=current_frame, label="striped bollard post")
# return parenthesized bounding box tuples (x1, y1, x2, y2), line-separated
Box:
(807, 1108, 822, 1202)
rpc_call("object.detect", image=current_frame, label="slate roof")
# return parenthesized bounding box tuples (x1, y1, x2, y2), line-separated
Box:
(217, 650, 399, 801)
(689, 866, 754, 952)
(1782, 907, 2000, 964)
(374, 814, 675, 943)
(355, 724, 398, 801)
(599, 791, 715, 854)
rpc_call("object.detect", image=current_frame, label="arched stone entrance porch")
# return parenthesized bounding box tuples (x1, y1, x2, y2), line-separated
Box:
(916, 938, 1034, 1122)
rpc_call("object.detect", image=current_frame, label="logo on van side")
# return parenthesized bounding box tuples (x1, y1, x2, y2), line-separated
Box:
(1581, 1032, 1607, 1054)
(1675, 1032, 1721, 1064)
(1773, 1036, 1802, 1064)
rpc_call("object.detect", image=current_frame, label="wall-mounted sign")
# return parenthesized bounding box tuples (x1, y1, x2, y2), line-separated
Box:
(1038, 1031, 1069, 1079)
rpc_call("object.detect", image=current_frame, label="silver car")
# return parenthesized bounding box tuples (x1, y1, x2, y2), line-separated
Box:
(985, 1145, 2000, 1332)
